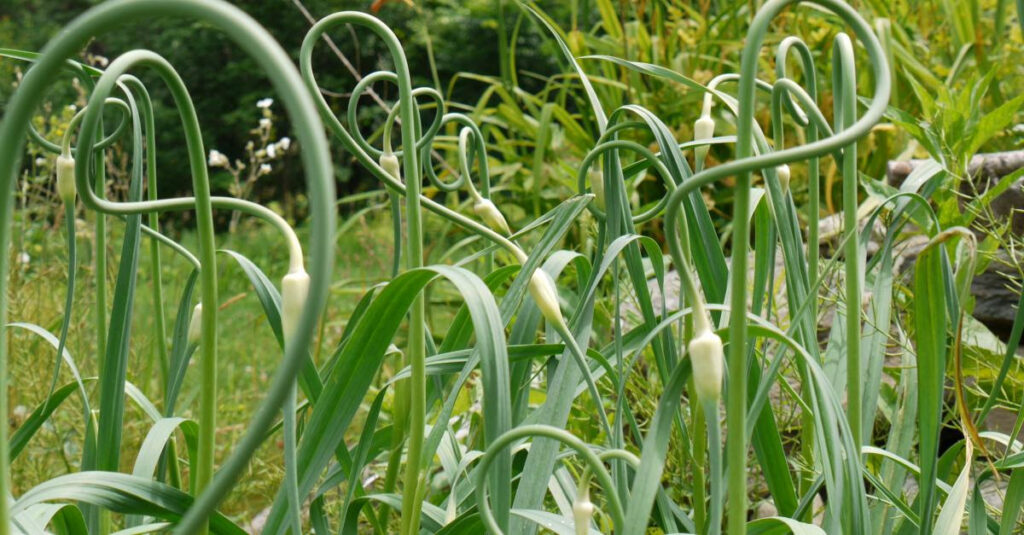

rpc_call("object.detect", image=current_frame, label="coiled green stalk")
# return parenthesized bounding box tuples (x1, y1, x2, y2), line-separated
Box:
(662, 2, 891, 532)
(0, 2, 336, 533)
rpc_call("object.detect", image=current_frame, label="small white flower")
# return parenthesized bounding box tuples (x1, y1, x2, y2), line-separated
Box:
(260, 163, 272, 175)
(256, 97, 274, 109)
(17, 252, 30, 265)
(12, 405, 29, 421)
(35, 157, 46, 166)
(276, 137, 291, 151)
(266, 143, 277, 158)
(259, 118, 271, 129)
(67, 104, 77, 111)
(208, 150, 229, 167)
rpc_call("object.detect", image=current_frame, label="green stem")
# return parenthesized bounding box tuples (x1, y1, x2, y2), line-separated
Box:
(475, 425, 626, 534)
(82, 53, 218, 518)
(552, 320, 611, 438)
(705, 401, 723, 535)
(308, 12, 425, 535)
(127, 76, 170, 408)
(834, 33, 862, 448)
(772, 38, 821, 508)
(692, 393, 707, 532)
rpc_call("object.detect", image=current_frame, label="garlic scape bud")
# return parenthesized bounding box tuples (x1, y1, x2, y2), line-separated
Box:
(775, 164, 791, 193)
(693, 112, 716, 167)
(281, 268, 311, 344)
(694, 115, 716, 140)
(380, 151, 401, 181)
(187, 303, 203, 346)
(573, 488, 595, 535)
(688, 328, 724, 403)
(528, 268, 566, 330)
(472, 197, 511, 235)
(56, 154, 76, 203)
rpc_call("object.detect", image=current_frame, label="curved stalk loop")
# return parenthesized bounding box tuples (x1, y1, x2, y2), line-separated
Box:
(659, 1, 890, 532)
(0, 3, 336, 534)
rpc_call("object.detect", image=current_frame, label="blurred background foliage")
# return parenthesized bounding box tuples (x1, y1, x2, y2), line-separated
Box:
(2, 0, 1023, 233)
(0, 0, 569, 222)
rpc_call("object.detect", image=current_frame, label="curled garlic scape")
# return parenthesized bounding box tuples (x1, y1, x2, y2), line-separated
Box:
(457, 127, 511, 236)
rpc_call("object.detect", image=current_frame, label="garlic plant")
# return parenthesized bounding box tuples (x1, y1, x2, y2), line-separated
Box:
(1, 1, 335, 534)
(1, 0, 1018, 534)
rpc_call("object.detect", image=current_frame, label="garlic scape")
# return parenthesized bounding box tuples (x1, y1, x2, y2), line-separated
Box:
(56, 154, 76, 203)
(459, 127, 511, 236)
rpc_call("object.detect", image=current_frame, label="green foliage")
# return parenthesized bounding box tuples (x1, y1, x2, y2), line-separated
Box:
(1, 1, 1024, 535)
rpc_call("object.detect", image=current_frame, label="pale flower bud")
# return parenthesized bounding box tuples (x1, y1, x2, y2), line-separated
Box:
(187, 303, 203, 346)
(256, 98, 274, 109)
(56, 154, 76, 202)
(573, 497, 595, 535)
(694, 115, 715, 140)
(775, 164, 791, 193)
(281, 269, 310, 344)
(473, 198, 510, 235)
(688, 329, 724, 402)
(528, 269, 564, 329)
(693, 115, 715, 164)
(380, 153, 400, 181)
(208, 150, 229, 167)
(276, 137, 291, 151)
(266, 143, 277, 159)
